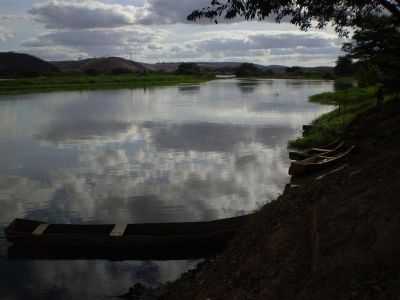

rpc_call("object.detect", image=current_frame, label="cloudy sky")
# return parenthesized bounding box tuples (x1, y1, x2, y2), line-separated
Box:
(0, 0, 344, 66)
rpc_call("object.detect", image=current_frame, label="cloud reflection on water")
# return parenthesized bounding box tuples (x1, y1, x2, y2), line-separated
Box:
(0, 78, 334, 300)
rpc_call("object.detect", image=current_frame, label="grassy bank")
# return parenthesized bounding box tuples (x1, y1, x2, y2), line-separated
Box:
(0, 73, 214, 95)
(238, 74, 335, 80)
(289, 86, 379, 149)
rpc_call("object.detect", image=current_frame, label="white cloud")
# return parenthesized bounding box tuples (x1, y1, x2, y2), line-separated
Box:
(193, 32, 337, 51)
(18, 1, 344, 65)
(19, 25, 342, 65)
(0, 26, 14, 42)
(0, 15, 17, 42)
(142, 31, 341, 65)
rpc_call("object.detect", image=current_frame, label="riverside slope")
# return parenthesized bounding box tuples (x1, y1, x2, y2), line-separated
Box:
(159, 100, 400, 300)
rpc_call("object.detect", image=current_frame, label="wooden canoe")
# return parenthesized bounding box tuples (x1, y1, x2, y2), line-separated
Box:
(289, 140, 343, 161)
(4, 216, 250, 258)
(288, 145, 355, 176)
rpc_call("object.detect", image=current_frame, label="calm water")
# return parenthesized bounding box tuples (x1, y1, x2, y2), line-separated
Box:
(0, 78, 333, 299)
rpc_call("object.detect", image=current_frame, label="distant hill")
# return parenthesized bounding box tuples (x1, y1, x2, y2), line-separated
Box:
(53, 57, 147, 74)
(52, 60, 247, 74)
(148, 62, 255, 73)
(53, 59, 334, 75)
(0, 52, 59, 77)
(146, 62, 333, 75)
(0, 52, 333, 77)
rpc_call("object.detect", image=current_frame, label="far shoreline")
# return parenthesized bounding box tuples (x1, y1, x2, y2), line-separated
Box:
(0, 74, 340, 96)
(0, 73, 215, 96)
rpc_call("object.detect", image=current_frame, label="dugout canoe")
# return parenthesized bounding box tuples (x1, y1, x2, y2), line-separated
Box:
(288, 145, 355, 176)
(289, 140, 344, 161)
(4, 216, 250, 253)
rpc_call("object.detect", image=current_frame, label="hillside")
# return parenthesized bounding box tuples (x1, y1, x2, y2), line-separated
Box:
(53, 57, 147, 74)
(0, 52, 333, 77)
(148, 62, 333, 75)
(53, 58, 333, 75)
(0, 52, 59, 77)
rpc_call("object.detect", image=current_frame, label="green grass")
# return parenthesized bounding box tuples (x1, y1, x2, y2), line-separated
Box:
(241, 73, 335, 80)
(0, 73, 215, 95)
(309, 86, 377, 105)
(289, 86, 379, 149)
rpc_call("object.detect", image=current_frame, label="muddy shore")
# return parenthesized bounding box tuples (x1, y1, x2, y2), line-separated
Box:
(152, 100, 400, 299)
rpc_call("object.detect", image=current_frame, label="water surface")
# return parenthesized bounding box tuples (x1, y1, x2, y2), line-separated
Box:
(0, 78, 333, 299)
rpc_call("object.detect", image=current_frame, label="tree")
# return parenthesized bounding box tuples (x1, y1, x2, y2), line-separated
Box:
(176, 63, 201, 75)
(286, 66, 303, 75)
(334, 56, 354, 77)
(188, 0, 400, 36)
(235, 63, 261, 77)
(343, 16, 400, 90)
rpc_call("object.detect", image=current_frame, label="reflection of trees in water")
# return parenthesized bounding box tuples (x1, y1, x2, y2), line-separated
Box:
(177, 84, 201, 94)
(236, 80, 260, 94)
(36, 120, 133, 143)
(236, 79, 273, 94)
(284, 79, 328, 88)
(249, 101, 318, 113)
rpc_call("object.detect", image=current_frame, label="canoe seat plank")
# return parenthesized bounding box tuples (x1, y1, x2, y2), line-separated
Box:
(311, 147, 331, 152)
(110, 224, 127, 237)
(32, 224, 49, 236)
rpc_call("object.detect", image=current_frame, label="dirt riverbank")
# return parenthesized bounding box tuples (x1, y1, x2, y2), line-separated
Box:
(156, 100, 400, 300)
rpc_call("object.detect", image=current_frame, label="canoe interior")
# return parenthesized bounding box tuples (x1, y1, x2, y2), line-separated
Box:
(6, 215, 249, 237)
(289, 146, 355, 176)
(289, 141, 344, 161)
(8, 243, 226, 261)
(6, 219, 114, 235)
(5, 216, 251, 260)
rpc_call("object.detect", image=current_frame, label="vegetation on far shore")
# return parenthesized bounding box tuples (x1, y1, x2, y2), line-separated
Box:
(0, 73, 215, 95)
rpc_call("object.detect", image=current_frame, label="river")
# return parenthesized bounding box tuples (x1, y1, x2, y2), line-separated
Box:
(0, 78, 333, 299)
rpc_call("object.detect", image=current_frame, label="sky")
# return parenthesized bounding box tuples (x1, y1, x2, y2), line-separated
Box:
(0, 0, 345, 66)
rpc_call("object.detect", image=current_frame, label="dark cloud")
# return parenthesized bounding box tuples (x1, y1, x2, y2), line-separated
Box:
(23, 28, 155, 47)
(30, 1, 139, 29)
(22, 27, 161, 58)
(29, 0, 214, 29)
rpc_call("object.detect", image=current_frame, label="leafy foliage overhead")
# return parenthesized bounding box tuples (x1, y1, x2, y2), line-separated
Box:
(343, 16, 400, 89)
(334, 56, 354, 77)
(343, 16, 400, 63)
(188, 0, 400, 35)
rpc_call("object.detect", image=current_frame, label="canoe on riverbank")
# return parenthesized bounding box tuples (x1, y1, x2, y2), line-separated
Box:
(289, 140, 343, 161)
(5, 216, 250, 259)
(289, 145, 355, 176)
